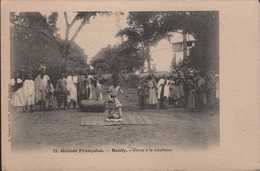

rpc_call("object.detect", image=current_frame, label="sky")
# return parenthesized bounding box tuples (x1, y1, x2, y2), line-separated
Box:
(54, 12, 128, 62)
(41, 12, 187, 72)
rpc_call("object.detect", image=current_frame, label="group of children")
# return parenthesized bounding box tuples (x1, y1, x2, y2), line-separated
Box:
(137, 68, 218, 111)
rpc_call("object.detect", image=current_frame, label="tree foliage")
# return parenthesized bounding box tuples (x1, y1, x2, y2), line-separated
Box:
(117, 11, 219, 74)
(91, 41, 145, 74)
(10, 12, 88, 80)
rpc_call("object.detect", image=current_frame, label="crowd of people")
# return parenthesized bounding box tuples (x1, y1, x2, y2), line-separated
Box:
(10, 64, 219, 115)
(137, 66, 219, 111)
(10, 67, 103, 112)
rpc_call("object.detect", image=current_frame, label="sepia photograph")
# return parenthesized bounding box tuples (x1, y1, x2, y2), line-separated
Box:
(2, 0, 260, 170)
(8, 11, 220, 152)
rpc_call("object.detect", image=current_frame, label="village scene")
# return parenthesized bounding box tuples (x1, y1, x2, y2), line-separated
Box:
(9, 11, 219, 151)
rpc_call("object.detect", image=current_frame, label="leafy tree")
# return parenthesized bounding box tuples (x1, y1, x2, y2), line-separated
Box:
(10, 12, 88, 80)
(91, 41, 144, 74)
(117, 11, 219, 74)
(117, 12, 168, 74)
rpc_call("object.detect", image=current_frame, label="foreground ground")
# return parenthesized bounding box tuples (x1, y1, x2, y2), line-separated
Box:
(11, 106, 219, 152)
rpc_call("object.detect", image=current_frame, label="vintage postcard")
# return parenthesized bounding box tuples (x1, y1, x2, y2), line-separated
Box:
(1, 0, 260, 171)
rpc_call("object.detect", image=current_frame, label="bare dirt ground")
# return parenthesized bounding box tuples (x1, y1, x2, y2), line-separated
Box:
(11, 106, 219, 152)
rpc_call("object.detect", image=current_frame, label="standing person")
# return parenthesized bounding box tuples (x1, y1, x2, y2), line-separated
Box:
(66, 72, 77, 109)
(77, 70, 87, 103)
(72, 71, 78, 98)
(106, 80, 127, 122)
(86, 74, 94, 99)
(178, 78, 185, 107)
(96, 79, 103, 101)
(196, 74, 207, 110)
(10, 71, 25, 108)
(183, 76, 189, 108)
(55, 73, 68, 110)
(164, 76, 171, 106)
(137, 79, 145, 109)
(90, 77, 98, 101)
(170, 79, 178, 107)
(147, 76, 158, 107)
(46, 79, 55, 110)
(157, 77, 166, 109)
(168, 78, 175, 105)
(143, 79, 150, 107)
(23, 73, 35, 112)
(34, 73, 42, 107)
(174, 78, 182, 107)
(39, 71, 50, 111)
(187, 78, 196, 111)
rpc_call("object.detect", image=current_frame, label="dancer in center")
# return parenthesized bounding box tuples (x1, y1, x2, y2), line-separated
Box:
(106, 80, 127, 122)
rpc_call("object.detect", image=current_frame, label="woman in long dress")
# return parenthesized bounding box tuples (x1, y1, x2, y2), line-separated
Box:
(55, 74, 68, 109)
(34, 74, 42, 105)
(77, 73, 86, 102)
(147, 78, 157, 106)
(157, 77, 166, 108)
(46, 79, 55, 110)
(39, 73, 50, 110)
(157, 78, 165, 100)
(66, 74, 77, 109)
(10, 73, 25, 108)
(23, 74, 35, 112)
(164, 77, 171, 105)
(86, 74, 94, 99)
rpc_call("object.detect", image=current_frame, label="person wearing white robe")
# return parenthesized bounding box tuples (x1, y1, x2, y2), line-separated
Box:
(39, 73, 50, 110)
(34, 74, 42, 105)
(157, 78, 165, 99)
(164, 78, 171, 99)
(10, 77, 25, 107)
(42, 74, 50, 88)
(66, 74, 77, 108)
(86, 75, 94, 99)
(96, 81, 103, 101)
(23, 76, 35, 112)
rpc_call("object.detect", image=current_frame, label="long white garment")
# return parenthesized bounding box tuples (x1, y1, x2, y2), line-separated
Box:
(96, 82, 103, 101)
(87, 75, 94, 99)
(11, 88, 25, 107)
(157, 78, 165, 99)
(11, 78, 25, 107)
(72, 75, 78, 84)
(164, 80, 170, 98)
(42, 74, 50, 88)
(66, 75, 77, 102)
(23, 79, 35, 105)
